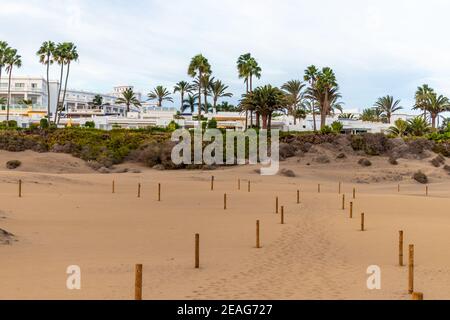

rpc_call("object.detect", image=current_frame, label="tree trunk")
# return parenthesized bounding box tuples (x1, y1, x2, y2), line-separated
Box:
(46, 57, 51, 121)
(321, 91, 329, 129)
(431, 114, 436, 129)
(204, 92, 208, 114)
(57, 62, 71, 125)
(213, 98, 217, 114)
(311, 102, 317, 131)
(256, 111, 260, 128)
(268, 112, 272, 130)
(262, 114, 268, 129)
(180, 92, 184, 111)
(6, 67, 12, 124)
(55, 63, 64, 123)
(244, 77, 249, 130)
(198, 72, 202, 124)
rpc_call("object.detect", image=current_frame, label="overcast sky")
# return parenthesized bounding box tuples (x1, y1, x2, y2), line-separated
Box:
(1, 0, 450, 113)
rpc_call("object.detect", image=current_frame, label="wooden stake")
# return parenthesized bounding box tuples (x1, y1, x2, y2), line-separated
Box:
(425, 185, 428, 196)
(399, 231, 404, 266)
(238, 178, 240, 190)
(135, 264, 142, 300)
(158, 183, 161, 201)
(18, 179, 22, 198)
(349, 202, 353, 219)
(248, 180, 251, 192)
(353, 187, 356, 199)
(297, 190, 300, 204)
(224, 193, 227, 210)
(342, 194, 345, 210)
(112, 180, 115, 194)
(412, 292, 423, 300)
(398, 184, 400, 193)
(281, 206, 284, 224)
(339, 182, 341, 194)
(211, 176, 214, 191)
(318, 184, 321, 193)
(195, 233, 200, 269)
(256, 220, 260, 248)
(137, 183, 141, 198)
(408, 244, 414, 294)
(275, 196, 279, 214)
(360, 213, 365, 231)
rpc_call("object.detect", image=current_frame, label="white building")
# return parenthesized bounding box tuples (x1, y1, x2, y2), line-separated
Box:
(0, 76, 49, 112)
(110, 85, 142, 102)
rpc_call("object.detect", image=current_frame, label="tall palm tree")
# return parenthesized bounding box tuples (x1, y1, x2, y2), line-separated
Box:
(424, 93, 450, 129)
(182, 94, 198, 113)
(147, 85, 173, 107)
(56, 42, 79, 124)
(374, 95, 402, 124)
(237, 53, 261, 128)
(173, 81, 193, 110)
(209, 79, 233, 113)
(193, 74, 214, 114)
(92, 95, 103, 108)
(53, 43, 66, 122)
(115, 88, 141, 113)
(188, 54, 211, 122)
(0, 41, 9, 88)
(414, 84, 434, 120)
(304, 65, 319, 131)
(5, 48, 22, 123)
(37, 41, 55, 121)
(281, 80, 306, 125)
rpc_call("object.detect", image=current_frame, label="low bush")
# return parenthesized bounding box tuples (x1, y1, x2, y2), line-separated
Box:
(6, 160, 21, 169)
(358, 158, 372, 166)
(413, 171, 428, 184)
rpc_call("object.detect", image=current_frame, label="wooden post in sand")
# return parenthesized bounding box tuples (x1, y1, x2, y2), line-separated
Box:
(353, 187, 356, 199)
(297, 190, 300, 204)
(398, 184, 400, 193)
(318, 184, 321, 193)
(135, 264, 142, 300)
(412, 292, 423, 300)
(339, 182, 341, 194)
(342, 194, 345, 210)
(195, 234, 200, 269)
(349, 202, 353, 218)
(137, 183, 141, 198)
(399, 231, 404, 266)
(158, 183, 161, 201)
(224, 193, 227, 210)
(408, 244, 414, 294)
(211, 176, 214, 191)
(360, 213, 365, 231)
(256, 220, 260, 248)
(280, 206, 285, 224)
(238, 178, 240, 191)
(248, 181, 251, 192)
(425, 185, 428, 197)
(18, 179, 22, 198)
(275, 197, 279, 214)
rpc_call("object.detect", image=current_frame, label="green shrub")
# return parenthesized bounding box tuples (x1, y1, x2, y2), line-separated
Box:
(330, 121, 343, 133)
(207, 118, 217, 129)
(84, 121, 95, 128)
(167, 120, 180, 131)
(40, 118, 49, 129)
(320, 125, 333, 134)
(6, 160, 21, 169)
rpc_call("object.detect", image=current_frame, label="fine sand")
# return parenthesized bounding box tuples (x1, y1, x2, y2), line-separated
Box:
(0, 150, 450, 300)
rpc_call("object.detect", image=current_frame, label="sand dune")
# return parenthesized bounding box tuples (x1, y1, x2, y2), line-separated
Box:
(0, 150, 449, 300)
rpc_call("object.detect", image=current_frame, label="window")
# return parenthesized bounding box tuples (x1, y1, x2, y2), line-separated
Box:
(15, 83, 25, 88)
(31, 83, 38, 88)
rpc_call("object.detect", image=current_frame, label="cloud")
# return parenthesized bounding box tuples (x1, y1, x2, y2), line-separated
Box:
(0, 0, 449, 115)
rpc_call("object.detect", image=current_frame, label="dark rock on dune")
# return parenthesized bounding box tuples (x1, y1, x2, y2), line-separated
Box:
(358, 158, 372, 167)
(280, 169, 296, 177)
(388, 157, 398, 165)
(0, 228, 16, 245)
(413, 171, 428, 184)
(6, 160, 21, 169)
(443, 165, 450, 172)
(279, 143, 297, 160)
(314, 155, 331, 164)
(336, 152, 347, 159)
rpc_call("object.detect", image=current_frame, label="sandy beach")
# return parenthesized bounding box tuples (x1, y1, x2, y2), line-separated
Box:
(0, 150, 449, 300)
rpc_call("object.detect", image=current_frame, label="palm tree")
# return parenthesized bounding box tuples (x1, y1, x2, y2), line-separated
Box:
(173, 81, 193, 110)
(188, 54, 211, 123)
(0, 97, 6, 108)
(374, 95, 402, 124)
(305, 67, 341, 129)
(92, 95, 103, 108)
(37, 41, 55, 121)
(116, 88, 141, 113)
(182, 94, 198, 113)
(53, 43, 66, 122)
(304, 65, 319, 131)
(56, 42, 79, 124)
(209, 79, 233, 113)
(193, 74, 214, 114)
(424, 93, 450, 129)
(237, 53, 261, 128)
(414, 84, 434, 120)
(407, 117, 430, 136)
(147, 85, 173, 107)
(281, 80, 306, 125)
(388, 119, 408, 137)
(216, 101, 238, 112)
(5, 48, 22, 123)
(0, 41, 10, 88)
(240, 85, 288, 129)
